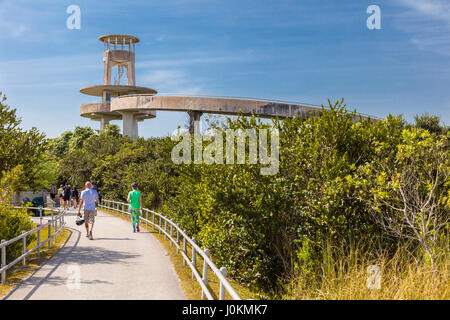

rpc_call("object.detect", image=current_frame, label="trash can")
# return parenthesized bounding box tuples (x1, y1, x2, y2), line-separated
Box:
(31, 197, 45, 216)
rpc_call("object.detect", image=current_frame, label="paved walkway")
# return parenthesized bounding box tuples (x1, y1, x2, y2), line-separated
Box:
(4, 209, 186, 300)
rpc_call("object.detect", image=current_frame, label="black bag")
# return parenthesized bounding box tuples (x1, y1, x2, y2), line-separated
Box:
(76, 216, 85, 226)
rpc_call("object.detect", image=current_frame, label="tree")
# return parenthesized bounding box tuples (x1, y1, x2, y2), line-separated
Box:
(51, 131, 73, 158)
(361, 129, 449, 265)
(69, 126, 95, 150)
(414, 112, 447, 135)
(0, 92, 47, 190)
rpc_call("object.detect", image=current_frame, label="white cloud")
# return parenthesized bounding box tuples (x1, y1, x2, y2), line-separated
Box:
(138, 51, 259, 95)
(396, 0, 450, 23)
(395, 0, 450, 54)
(142, 69, 204, 94)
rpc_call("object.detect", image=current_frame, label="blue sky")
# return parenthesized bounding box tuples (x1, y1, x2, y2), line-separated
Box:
(0, 0, 448, 138)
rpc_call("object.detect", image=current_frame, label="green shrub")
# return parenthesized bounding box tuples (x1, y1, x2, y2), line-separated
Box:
(0, 167, 35, 263)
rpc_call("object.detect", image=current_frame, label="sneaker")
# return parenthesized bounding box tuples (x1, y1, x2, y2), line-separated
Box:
(136, 226, 140, 232)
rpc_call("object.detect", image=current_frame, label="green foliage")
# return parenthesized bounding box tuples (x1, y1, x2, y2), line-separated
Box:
(414, 112, 447, 135)
(357, 127, 449, 264)
(0, 93, 47, 190)
(50, 99, 449, 294)
(0, 167, 35, 262)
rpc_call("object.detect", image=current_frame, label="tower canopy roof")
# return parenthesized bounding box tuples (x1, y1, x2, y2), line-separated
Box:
(80, 85, 156, 97)
(98, 35, 140, 44)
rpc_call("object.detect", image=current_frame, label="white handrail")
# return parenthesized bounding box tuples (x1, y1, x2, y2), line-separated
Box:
(0, 207, 66, 284)
(100, 199, 242, 300)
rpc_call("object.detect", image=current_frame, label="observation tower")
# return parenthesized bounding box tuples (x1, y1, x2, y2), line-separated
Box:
(80, 35, 156, 141)
(81, 35, 377, 141)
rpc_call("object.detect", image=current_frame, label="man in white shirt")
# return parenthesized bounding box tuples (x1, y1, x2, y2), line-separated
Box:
(77, 181, 99, 240)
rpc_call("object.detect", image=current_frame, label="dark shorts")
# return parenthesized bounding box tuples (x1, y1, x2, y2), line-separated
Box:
(63, 194, 71, 201)
(50, 193, 56, 199)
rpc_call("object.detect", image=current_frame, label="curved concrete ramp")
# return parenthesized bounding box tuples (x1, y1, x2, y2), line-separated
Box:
(110, 95, 324, 119)
(4, 210, 186, 300)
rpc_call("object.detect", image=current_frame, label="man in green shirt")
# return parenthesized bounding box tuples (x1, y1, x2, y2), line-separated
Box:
(127, 182, 142, 232)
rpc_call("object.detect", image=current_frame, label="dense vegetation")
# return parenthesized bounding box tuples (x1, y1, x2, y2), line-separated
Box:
(1, 91, 448, 298)
(46, 99, 449, 297)
(0, 93, 41, 261)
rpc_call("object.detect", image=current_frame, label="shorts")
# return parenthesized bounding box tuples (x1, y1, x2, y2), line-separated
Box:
(50, 193, 56, 199)
(63, 194, 71, 201)
(84, 210, 96, 224)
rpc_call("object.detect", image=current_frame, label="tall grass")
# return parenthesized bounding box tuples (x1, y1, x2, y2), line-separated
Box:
(284, 241, 449, 300)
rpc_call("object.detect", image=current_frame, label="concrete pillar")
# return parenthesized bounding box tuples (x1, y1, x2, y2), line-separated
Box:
(127, 52, 136, 86)
(188, 111, 202, 134)
(100, 117, 110, 131)
(103, 51, 112, 85)
(121, 112, 138, 141)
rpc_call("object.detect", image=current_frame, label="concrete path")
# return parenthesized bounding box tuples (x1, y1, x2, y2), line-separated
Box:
(4, 209, 186, 300)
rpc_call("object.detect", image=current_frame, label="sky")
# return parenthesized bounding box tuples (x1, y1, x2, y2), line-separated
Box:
(0, 0, 448, 138)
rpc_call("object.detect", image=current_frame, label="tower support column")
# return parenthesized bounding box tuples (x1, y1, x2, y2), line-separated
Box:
(121, 112, 138, 141)
(100, 117, 110, 131)
(188, 110, 203, 134)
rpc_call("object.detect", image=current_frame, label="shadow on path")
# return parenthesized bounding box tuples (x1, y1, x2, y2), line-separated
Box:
(4, 225, 141, 300)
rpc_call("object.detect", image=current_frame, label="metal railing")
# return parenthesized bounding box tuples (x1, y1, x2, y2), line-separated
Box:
(100, 199, 241, 300)
(0, 207, 66, 285)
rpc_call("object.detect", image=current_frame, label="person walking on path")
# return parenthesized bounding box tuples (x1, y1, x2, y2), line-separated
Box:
(49, 184, 57, 204)
(72, 186, 79, 209)
(77, 181, 99, 240)
(63, 184, 72, 210)
(91, 182, 101, 208)
(127, 182, 142, 233)
(58, 185, 64, 207)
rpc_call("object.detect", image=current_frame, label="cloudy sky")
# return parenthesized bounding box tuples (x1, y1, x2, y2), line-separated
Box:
(0, 0, 448, 138)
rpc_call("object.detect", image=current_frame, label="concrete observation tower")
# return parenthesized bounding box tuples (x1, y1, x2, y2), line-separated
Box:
(80, 35, 157, 140)
(81, 35, 376, 140)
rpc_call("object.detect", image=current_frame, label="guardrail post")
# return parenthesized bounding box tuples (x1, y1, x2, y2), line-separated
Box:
(146, 210, 148, 226)
(1, 240, 6, 284)
(22, 231, 26, 267)
(152, 212, 155, 231)
(191, 238, 197, 279)
(219, 267, 228, 300)
(37, 228, 41, 258)
(159, 216, 161, 234)
(164, 219, 167, 239)
(55, 218, 58, 242)
(201, 249, 210, 299)
(183, 231, 187, 266)
(176, 229, 179, 246)
(170, 224, 173, 247)
(39, 206, 43, 225)
(48, 219, 52, 249)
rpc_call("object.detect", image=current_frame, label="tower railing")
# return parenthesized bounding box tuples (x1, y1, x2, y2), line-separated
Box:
(100, 199, 242, 300)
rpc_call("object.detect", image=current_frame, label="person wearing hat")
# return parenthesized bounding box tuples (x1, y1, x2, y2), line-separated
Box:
(127, 182, 142, 232)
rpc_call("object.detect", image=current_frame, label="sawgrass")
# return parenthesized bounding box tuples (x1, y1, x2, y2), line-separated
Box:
(284, 242, 449, 300)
